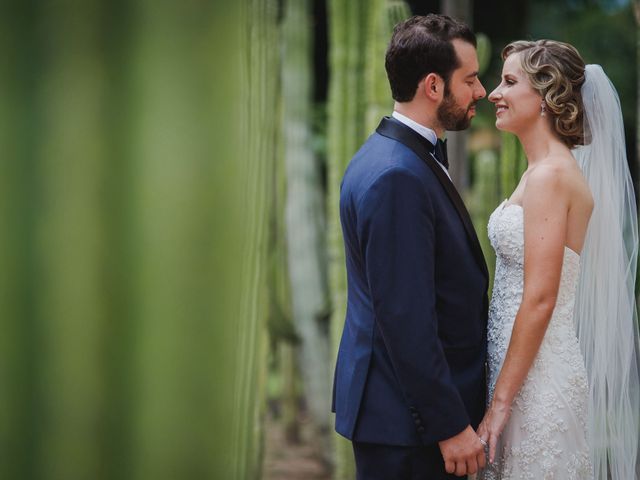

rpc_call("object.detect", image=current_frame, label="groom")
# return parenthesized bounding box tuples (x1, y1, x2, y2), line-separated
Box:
(332, 15, 489, 479)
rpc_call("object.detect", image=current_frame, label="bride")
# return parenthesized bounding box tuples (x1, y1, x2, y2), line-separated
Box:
(478, 40, 640, 479)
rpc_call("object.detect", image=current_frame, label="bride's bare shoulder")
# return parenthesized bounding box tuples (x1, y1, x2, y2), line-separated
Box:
(525, 157, 593, 211)
(524, 161, 569, 195)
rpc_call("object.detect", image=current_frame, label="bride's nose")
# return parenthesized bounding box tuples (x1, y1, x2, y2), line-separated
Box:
(488, 87, 502, 103)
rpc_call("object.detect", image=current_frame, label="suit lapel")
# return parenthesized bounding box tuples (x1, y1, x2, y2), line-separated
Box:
(376, 116, 489, 280)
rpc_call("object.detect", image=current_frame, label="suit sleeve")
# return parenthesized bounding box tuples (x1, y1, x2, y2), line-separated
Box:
(357, 165, 470, 444)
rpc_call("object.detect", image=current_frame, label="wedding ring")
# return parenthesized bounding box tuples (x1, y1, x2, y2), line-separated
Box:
(478, 437, 487, 447)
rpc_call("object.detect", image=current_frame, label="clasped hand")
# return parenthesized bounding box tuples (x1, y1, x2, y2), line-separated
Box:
(438, 425, 486, 476)
(438, 399, 511, 476)
(476, 399, 512, 465)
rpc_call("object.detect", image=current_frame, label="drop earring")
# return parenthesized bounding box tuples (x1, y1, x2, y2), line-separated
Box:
(541, 101, 547, 117)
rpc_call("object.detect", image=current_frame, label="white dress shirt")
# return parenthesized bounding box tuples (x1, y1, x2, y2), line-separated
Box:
(391, 111, 451, 180)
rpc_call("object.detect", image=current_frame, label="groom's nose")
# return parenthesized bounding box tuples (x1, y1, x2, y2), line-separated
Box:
(474, 79, 486, 100)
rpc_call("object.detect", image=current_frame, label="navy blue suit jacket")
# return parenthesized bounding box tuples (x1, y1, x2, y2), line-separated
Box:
(332, 117, 489, 447)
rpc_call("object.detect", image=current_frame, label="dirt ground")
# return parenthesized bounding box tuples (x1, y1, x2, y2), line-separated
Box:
(262, 414, 332, 480)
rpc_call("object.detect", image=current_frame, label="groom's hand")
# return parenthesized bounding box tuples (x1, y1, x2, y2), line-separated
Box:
(438, 425, 486, 476)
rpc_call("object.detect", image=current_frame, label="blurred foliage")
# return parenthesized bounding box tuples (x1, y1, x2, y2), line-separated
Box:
(469, 150, 500, 290)
(476, 33, 492, 76)
(529, 1, 636, 128)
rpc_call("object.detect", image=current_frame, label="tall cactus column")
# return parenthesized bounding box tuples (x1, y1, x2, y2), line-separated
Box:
(326, 1, 368, 476)
(363, 0, 410, 133)
(35, 2, 111, 478)
(0, 1, 277, 479)
(282, 0, 332, 446)
(125, 0, 277, 479)
(470, 151, 500, 289)
(212, 1, 282, 478)
(326, 0, 365, 388)
(0, 2, 44, 478)
(229, 0, 281, 478)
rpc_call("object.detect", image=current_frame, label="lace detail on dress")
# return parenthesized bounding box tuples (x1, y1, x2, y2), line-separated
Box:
(481, 200, 593, 480)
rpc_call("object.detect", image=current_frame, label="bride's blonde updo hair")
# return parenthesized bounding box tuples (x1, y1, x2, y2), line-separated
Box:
(502, 40, 586, 148)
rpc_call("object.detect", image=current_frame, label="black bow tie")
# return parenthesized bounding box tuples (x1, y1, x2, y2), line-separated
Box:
(433, 138, 449, 170)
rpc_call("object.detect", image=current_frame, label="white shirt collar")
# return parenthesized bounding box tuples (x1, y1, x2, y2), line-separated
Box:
(391, 111, 438, 146)
(390, 111, 451, 181)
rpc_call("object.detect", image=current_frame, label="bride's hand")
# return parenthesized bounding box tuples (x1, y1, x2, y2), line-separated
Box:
(476, 399, 511, 464)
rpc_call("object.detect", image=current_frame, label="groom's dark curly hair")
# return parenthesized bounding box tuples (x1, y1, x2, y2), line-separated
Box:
(385, 14, 476, 102)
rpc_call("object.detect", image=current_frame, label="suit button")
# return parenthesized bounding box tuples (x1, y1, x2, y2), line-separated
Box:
(417, 426, 425, 433)
(411, 412, 419, 418)
(414, 418, 421, 425)
(409, 406, 416, 412)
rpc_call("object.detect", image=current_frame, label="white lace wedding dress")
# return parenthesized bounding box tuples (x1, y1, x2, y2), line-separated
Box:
(481, 200, 593, 479)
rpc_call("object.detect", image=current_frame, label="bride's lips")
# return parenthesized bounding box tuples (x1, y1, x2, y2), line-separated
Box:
(495, 104, 508, 116)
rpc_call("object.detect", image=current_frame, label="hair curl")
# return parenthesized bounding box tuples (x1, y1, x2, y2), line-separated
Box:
(502, 40, 586, 148)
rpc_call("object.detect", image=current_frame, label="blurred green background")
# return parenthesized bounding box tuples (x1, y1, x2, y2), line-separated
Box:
(0, 0, 636, 479)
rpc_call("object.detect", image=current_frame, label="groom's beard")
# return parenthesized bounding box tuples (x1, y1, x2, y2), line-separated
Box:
(438, 90, 476, 131)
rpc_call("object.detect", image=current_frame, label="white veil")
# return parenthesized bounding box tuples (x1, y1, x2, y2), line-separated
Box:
(572, 64, 640, 479)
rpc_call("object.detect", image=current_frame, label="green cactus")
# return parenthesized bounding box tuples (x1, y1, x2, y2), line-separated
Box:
(387, 0, 412, 30)
(0, 1, 277, 479)
(230, 1, 281, 478)
(470, 150, 501, 291)
(500, 132, 527, 200)
(364, 0, 412, 133)
(326, 3, 361, 477)
(327, 1, 410, 477)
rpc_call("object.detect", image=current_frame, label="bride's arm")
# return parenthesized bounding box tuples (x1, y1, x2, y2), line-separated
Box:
(479, 164, 571, 462)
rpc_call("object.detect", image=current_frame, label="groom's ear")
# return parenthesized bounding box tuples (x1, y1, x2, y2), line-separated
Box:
(422, 73, 443, 101)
